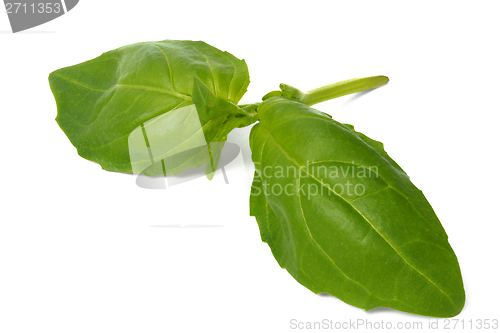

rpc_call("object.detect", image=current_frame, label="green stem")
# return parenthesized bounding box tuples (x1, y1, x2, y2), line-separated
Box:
(280, 75, 389, 106)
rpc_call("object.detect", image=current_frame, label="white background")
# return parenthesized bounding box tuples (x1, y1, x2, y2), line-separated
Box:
(1, 1, 499, 332)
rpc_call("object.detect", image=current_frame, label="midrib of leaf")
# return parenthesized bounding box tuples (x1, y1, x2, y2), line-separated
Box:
(154, 43, 175, 91)
(302, 175, 457, 307)
(233, 76, 250, 104)
(51, 73, 107, 92)
(259, 126, 457, 308)
(51, 73, 191, 101)
(223, 54, 238, 102)
(116, 84, 190, 100)
(221, 53, 248, 103)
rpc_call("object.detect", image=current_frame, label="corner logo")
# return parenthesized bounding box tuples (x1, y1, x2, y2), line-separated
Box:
(4, 0, 78, 33)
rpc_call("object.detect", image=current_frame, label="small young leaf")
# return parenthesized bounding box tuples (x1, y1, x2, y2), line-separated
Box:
(191, 77, 257, 178)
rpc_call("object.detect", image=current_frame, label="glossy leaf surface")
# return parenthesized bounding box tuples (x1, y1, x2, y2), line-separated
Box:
(249, 97, 465, 317)
(49, 39, 253, 175)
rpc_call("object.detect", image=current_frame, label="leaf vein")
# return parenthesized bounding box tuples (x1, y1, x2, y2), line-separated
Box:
(186, 43, 219, 97)
(154, 43, 175, 91)
(261, 126, 456, 307)
(116, 84, 190, 100)
(51, 73, 107, 92)
(297, 176, 377, 299)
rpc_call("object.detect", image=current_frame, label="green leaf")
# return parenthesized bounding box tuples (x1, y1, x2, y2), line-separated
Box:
(49, 39, 253, 176)
(249, 97, 465, 317)
(191, 77, 257, 178)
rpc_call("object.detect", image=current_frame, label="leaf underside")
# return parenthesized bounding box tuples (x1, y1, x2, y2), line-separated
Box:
(49, 39, 253, 176)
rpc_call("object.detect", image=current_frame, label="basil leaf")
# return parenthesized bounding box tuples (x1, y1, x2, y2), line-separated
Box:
(191, 77, 257, 177)
(249, 97, 465, 317)
(49, 39, 253, 176)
